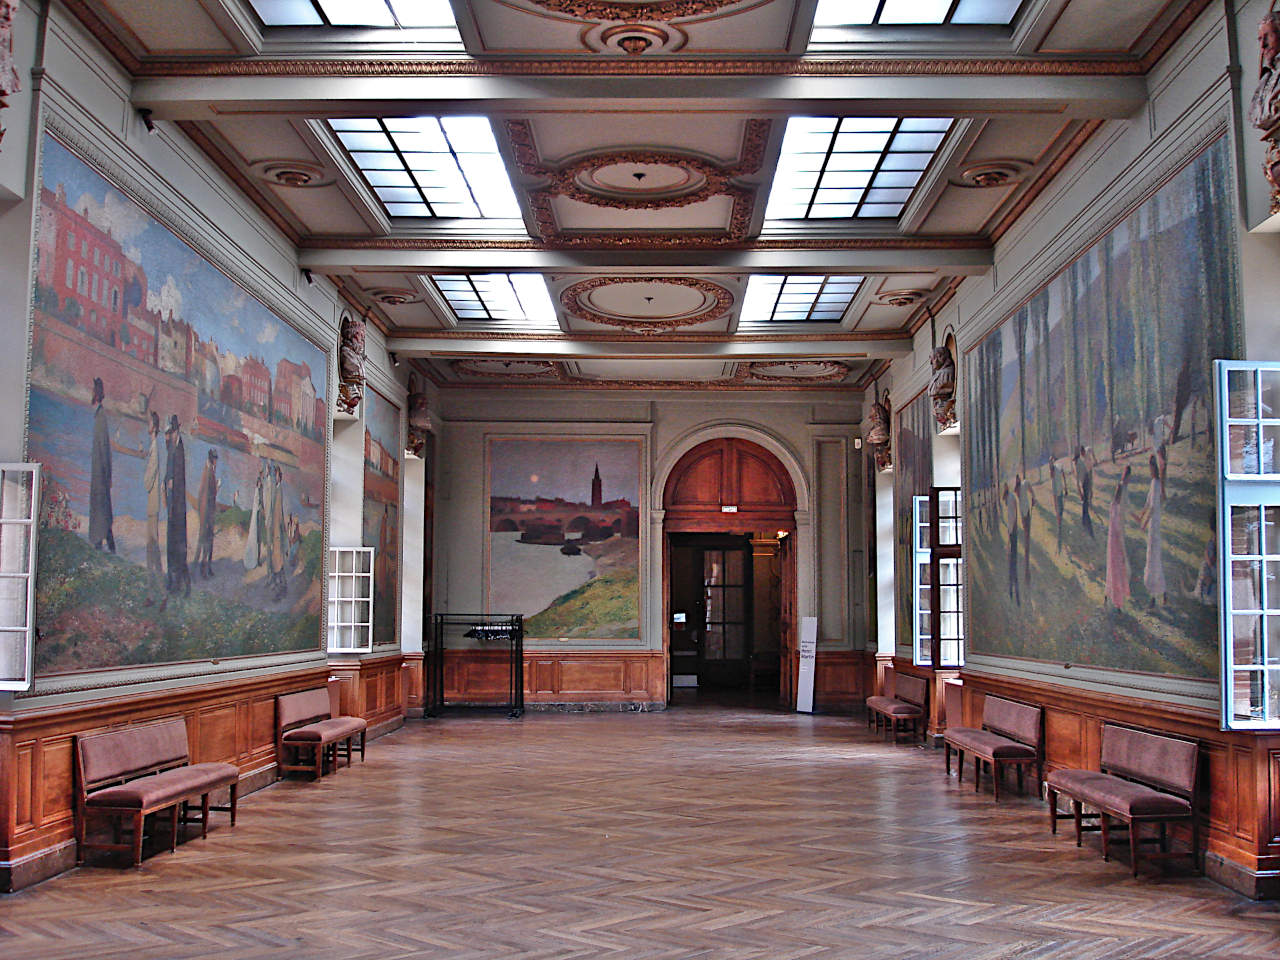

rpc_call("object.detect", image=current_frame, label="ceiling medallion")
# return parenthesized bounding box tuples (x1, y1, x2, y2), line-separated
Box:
(561, 277, 734, 332)
(747, 361, 850, 384)
(506, 119, 770, 245)
(248, 159, 334, 188)
(875, 289, 930, 308)
(452, 359, 563, 380)
(953, 160, 1031, 189)
(522, 0, 741, 21)
(366, 287, 420, 306)
(599, 23, 675, 55)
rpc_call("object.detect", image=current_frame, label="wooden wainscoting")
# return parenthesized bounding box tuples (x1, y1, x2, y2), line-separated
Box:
(441, 650, 666, 707)
(892, 657, 961, 738)
(959, 670, 1280, 900)
(814, 650, 873, 711)
(0, 664, 331, 892)
(327, 653, 407, 737)
(403, 652, 424, 718)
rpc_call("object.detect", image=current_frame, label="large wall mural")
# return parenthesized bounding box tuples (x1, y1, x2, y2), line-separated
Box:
(894, 390, 933, 653)
(362, 387, 401, 646)
(29, 134, 327, 674)
(487, 438, 640, 639)
(964, 137, 1239, 679)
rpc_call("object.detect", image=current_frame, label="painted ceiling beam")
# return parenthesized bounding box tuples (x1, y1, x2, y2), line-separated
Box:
(299, 246, 992, 274)
(132, 73, 1146, 120)
(384, 337, 913, 361)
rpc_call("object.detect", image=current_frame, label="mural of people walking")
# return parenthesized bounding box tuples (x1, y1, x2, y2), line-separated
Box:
(28, 134, 327, 674)
(964, 137, 1239, 679)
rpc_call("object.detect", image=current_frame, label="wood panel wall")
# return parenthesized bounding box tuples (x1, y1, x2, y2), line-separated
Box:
(441, 650, 666, 706)
(0, 664, 331, 892)
(327, 653, 408, 736)
(959, 670, 1280, 900)
(814, 650, 873, 710)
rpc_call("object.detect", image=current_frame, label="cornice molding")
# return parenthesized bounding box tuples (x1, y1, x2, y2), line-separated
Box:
(559, 275, 735, 331)
(522, 0, 742, 21)
(298, 235, 989, 250)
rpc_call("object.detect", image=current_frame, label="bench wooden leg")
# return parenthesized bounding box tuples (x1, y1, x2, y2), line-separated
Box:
(314, 743, 323, 780)
(944, 742, 951, 776)
(1073, 799, 1083, 846)
(229, 782, 238, 827)
(131, 811, 145, 867)
(360, 730, 366, 762)
(957, 750, 964, 783)
(1016, 764, 1025, 796)
(201, 793, 210, 839)
(974, 756, 981, 792)
(1100, 812, 1111, 862)
(1047, 788, 1058, 833)
(169, 805, 179, 853)
(993, 761, 1002, 802)
(1129, 819, 1140, 876)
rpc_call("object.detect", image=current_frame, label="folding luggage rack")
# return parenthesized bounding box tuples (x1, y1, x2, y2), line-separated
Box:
(427, 614, 524, 718)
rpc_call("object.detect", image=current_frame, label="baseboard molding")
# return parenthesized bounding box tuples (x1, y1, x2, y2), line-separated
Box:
(525, 701, 667, 713)
(0, 839, 77, 893)
(367, 716, 405, 740)
(1205, 853, 1280, 901)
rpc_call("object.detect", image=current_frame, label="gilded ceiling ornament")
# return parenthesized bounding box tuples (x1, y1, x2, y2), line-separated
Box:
(560, 276, 734, 332)
(452, 359, 564, 380)
(0, 0, 17, 149)
(1250, 4, 1280, 213)
(747, 361, 850, 384)
(953, 160, 1030, 189)
(521, 0, 742, 22)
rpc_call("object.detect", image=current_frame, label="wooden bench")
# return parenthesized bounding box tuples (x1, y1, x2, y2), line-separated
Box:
(74, 717, 238, 867)
(865, 673, 928, 743)
(1045, 724, 1200, 876)
(944, 696, 1043, 801)
(276, 688, 368, 781)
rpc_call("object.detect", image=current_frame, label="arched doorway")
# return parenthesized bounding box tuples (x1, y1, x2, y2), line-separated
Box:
(662, 438, 798, 706)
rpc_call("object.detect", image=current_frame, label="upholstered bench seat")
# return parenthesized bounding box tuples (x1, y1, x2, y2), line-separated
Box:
(1047, 769, 1191, 818)
(86, 762, 238, 810)
(946, 728, 1036, 760)
(282, 716, 367, 744)
(865, 696, 922, 718)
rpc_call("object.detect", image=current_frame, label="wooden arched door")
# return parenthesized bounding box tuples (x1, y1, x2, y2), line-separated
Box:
(662, 438, 798, 704)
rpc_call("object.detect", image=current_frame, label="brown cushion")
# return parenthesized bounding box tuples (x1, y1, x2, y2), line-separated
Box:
(945, 727, 1036, 760)
(277, 688, 333, 730)
(282, 716, 367, 743)
(79, 718, 189, 786)
(1048, 768, 1190, 818)
(1046, 768, 1113, 795)
(866, 696, 923, 718)
(85, 762, 238, 810)
(892, 673, 928, 708)
(982, 697, 1042, 749)
(1100, 725, 1197, 796)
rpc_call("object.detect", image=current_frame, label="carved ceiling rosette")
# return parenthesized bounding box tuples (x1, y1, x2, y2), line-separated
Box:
(559, 276, 735, 332)
(452, 359, 564, 380)
(747, 361, 851, 384)
(506, 119, 769, 245)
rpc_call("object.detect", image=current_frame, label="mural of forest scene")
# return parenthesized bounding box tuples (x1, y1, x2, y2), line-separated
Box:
(895, 391, 933, 652)
(964, 137, 1239, 679)
(488, 438, 640, 638)
(362, 388, 401, 646)
(29, 134, 327, 674)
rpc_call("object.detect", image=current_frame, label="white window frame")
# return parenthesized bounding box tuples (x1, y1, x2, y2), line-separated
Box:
(1216, 360, 1280, 730)
(327, 546, 374, 653)
(0, 464, 42, 691)
(912, 494, 932, 666)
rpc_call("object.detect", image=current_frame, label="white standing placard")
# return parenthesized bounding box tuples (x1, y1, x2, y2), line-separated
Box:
(796, 616, 818, 714)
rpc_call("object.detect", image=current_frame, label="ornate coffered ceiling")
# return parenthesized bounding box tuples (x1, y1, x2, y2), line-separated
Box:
(59, 0, 1214, 391)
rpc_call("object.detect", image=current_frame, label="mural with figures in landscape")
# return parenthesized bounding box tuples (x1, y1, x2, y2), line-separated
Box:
(964, 137, 1239, 679)
(894, 391, 933, 653)
(363, 388, 400, 646)
(29, 134, 327, 674)
(488, 438, 640, 638)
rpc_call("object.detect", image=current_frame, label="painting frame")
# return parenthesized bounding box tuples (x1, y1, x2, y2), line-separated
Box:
(362, 384, 403, 650)
(20, 112, 334, 697)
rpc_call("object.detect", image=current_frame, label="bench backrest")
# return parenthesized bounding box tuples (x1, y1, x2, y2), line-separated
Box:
(77, 717, 190, 795)
(277, 687, 332, 735)
(981, 696, 1042, 750)
(1100, 724, 1198, 799)
(893, 672, 928, 709)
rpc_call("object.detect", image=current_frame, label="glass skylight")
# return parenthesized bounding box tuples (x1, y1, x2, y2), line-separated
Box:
(431, 274, 558, 326)
(740, 275, 865, 324)
(329, 117, 521, 220)
(250, 0, 457, 28)
(814, 0, 1023, 26)
(765, 116, 951, 220)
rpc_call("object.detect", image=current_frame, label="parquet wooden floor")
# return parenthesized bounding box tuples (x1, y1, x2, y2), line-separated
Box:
(2, 706, 1278, 959)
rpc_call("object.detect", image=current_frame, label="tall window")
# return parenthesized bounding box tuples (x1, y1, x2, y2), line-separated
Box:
(913, 486, 964, 667)
(1217, 361, 1280, 729)
(0, 465, 42, 691)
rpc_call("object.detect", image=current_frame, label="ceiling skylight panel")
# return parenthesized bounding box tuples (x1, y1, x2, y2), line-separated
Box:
(766, 116, 952, 220)
(813, 0, 1022, 26)
(250, 0, 458, 28)
(430, 274, 557, 327)
(741, 276, 865, 324)
(330, 117, 522, 222)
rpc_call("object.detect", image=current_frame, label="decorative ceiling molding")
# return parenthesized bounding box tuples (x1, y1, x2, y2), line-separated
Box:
(951, 159, 1032, 189)
(508, 119, 768, 245)
(559, 276, 735, 331)
(248, 158, 335, 188)
(521, 0, 742, 20)
(443, 358, 860, 391)
(452, 359, 564, 380)
(875, 289, 931, 307)
(299, 235, 987, 251)
(365, 287, 422, 305)
(746, 360, 850, 383)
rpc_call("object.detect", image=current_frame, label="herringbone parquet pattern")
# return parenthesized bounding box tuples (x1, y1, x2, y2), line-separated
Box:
(2, 707, 1277, 959)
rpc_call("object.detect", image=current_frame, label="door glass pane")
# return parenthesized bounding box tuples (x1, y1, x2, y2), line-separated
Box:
(1229, 425, 1260, 474)
(705, 626, 725, 659)
(704, 551, 723, 585)
(1233, 670, 1266, 720)
(1233, 506, 1261, 554)
(1233, 560, 1262, 609)
(724, 588, 744, 622)
(1234, 615, 1263, 665)
(723, 625, 746, 660)
(1228, 368, 1257, 418)
(725, 550, 745, 586)
(705, 587, 722, 623)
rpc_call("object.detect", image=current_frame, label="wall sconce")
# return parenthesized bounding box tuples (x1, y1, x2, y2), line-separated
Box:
(137, 108, 156, 135)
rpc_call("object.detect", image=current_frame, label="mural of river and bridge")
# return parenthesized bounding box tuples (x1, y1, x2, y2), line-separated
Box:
(28, 134, 327, 674)
(964, 137, 1239, 680)
(488, 438, 640, 639)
